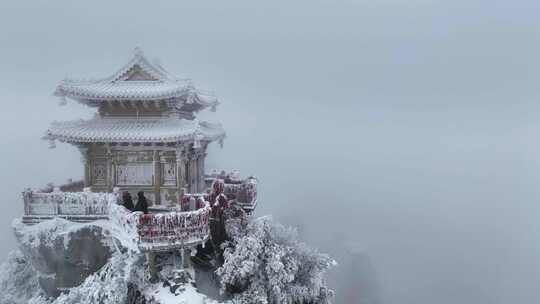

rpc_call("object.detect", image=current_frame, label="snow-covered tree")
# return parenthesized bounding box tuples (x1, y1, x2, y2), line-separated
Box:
(0, 250, 45, 304)
(216, 216, 336, 304)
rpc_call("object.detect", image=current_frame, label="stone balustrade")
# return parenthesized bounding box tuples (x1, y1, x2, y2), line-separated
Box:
(22, 189, 111, 223)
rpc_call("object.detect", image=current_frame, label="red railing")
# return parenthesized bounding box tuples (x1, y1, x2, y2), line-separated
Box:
(135, 203, 211, 251)
(205, 170, 258, 212)
(223, 178, 258, 209)
(21, 173, 257, 251)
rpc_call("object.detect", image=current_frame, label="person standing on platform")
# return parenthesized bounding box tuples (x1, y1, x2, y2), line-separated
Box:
(122, 191, 135, 211)
(134, 191, 149, 214)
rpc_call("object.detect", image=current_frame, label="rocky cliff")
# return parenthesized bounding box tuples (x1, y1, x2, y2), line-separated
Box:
(1, 204, 223, 304)
(0, 206, 334, 304)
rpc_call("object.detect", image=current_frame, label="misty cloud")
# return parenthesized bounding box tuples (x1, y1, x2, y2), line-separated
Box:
(1, 1, 539, 303)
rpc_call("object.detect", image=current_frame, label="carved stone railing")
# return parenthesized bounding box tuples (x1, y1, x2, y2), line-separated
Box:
(22, 189, 111, 222)
(135, 203, 211, 252)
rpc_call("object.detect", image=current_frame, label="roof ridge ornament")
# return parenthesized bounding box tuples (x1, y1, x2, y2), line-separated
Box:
(133, 47, 144, 58)
(110, 47, 168, 82)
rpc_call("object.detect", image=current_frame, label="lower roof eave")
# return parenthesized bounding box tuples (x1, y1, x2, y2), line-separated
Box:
(44, 136, 225, 147)
(43, 117, 225, 147)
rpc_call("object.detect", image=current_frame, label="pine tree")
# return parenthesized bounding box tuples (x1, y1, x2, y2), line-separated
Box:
(216, 216, 336, 304)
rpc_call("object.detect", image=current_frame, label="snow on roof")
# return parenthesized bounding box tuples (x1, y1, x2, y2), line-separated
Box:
(44, 117, 226, 144)
(54, 48, 218, 109)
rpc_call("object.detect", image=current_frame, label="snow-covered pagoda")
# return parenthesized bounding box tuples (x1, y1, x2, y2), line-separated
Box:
(22, 49, 258, 260)
(45, 47, 225, 205)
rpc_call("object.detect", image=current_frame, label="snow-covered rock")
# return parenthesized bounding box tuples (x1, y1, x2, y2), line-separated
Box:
(2, 214, 224, 304)
(0, 204, 335, 304)
(13, 218, 113, 297)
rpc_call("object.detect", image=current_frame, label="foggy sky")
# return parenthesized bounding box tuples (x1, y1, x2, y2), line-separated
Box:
(1, 1, 540, 303)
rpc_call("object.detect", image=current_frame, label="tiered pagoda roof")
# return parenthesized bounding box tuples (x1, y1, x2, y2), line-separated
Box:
(54, 47, 218, 111)
(46, 48, 226, 146)
(45, 117, 225, 145)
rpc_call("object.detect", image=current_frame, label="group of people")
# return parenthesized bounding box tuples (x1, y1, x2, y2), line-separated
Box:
(121, 191, 149, 214)
(116, 180, 232, 215)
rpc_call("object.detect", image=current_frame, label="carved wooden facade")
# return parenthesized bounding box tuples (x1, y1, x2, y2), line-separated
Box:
(45, 48, 225, 205)
(80, 143, 209, 205)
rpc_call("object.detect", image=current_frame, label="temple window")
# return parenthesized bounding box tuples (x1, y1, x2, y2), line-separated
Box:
(116, 163, 153, 186)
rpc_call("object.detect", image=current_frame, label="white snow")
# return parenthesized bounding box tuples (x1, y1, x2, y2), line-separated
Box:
(217, 216, 336, 304)
(13, 217, 81, 249)
(0, 250, 45, 304)
(4, 212, 228, 304)
(14, 200, 140, 254)
(145, 283, 227, 304)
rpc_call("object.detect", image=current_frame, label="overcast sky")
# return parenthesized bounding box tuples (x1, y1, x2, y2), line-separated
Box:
(1, 1, 540, 303)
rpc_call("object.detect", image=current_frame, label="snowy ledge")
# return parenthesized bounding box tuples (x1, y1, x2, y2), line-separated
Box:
(20, 191, 212, 252)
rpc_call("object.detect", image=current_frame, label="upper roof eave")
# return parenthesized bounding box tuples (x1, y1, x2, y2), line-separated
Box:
(53, 48, 219, 110)
(54, 84, 219, 111)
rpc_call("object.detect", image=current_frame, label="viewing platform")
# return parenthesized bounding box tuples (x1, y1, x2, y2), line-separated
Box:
(21, 171, 258, 252)
(17, 49, 261, 279)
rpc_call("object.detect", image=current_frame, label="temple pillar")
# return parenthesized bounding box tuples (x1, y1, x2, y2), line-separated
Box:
(188, 153, 197, 193)
(111, 151, 118, 192)
(181, 248, 190, 269)
(197, 149, 206, 192)
(153, 150, 161, 205)
(78, 146, 91, 187)
(176, 146, 187, 198)
(189, 151, 198, 193)
(106, 146, 113, 192)
(196, 155, 201, 193)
